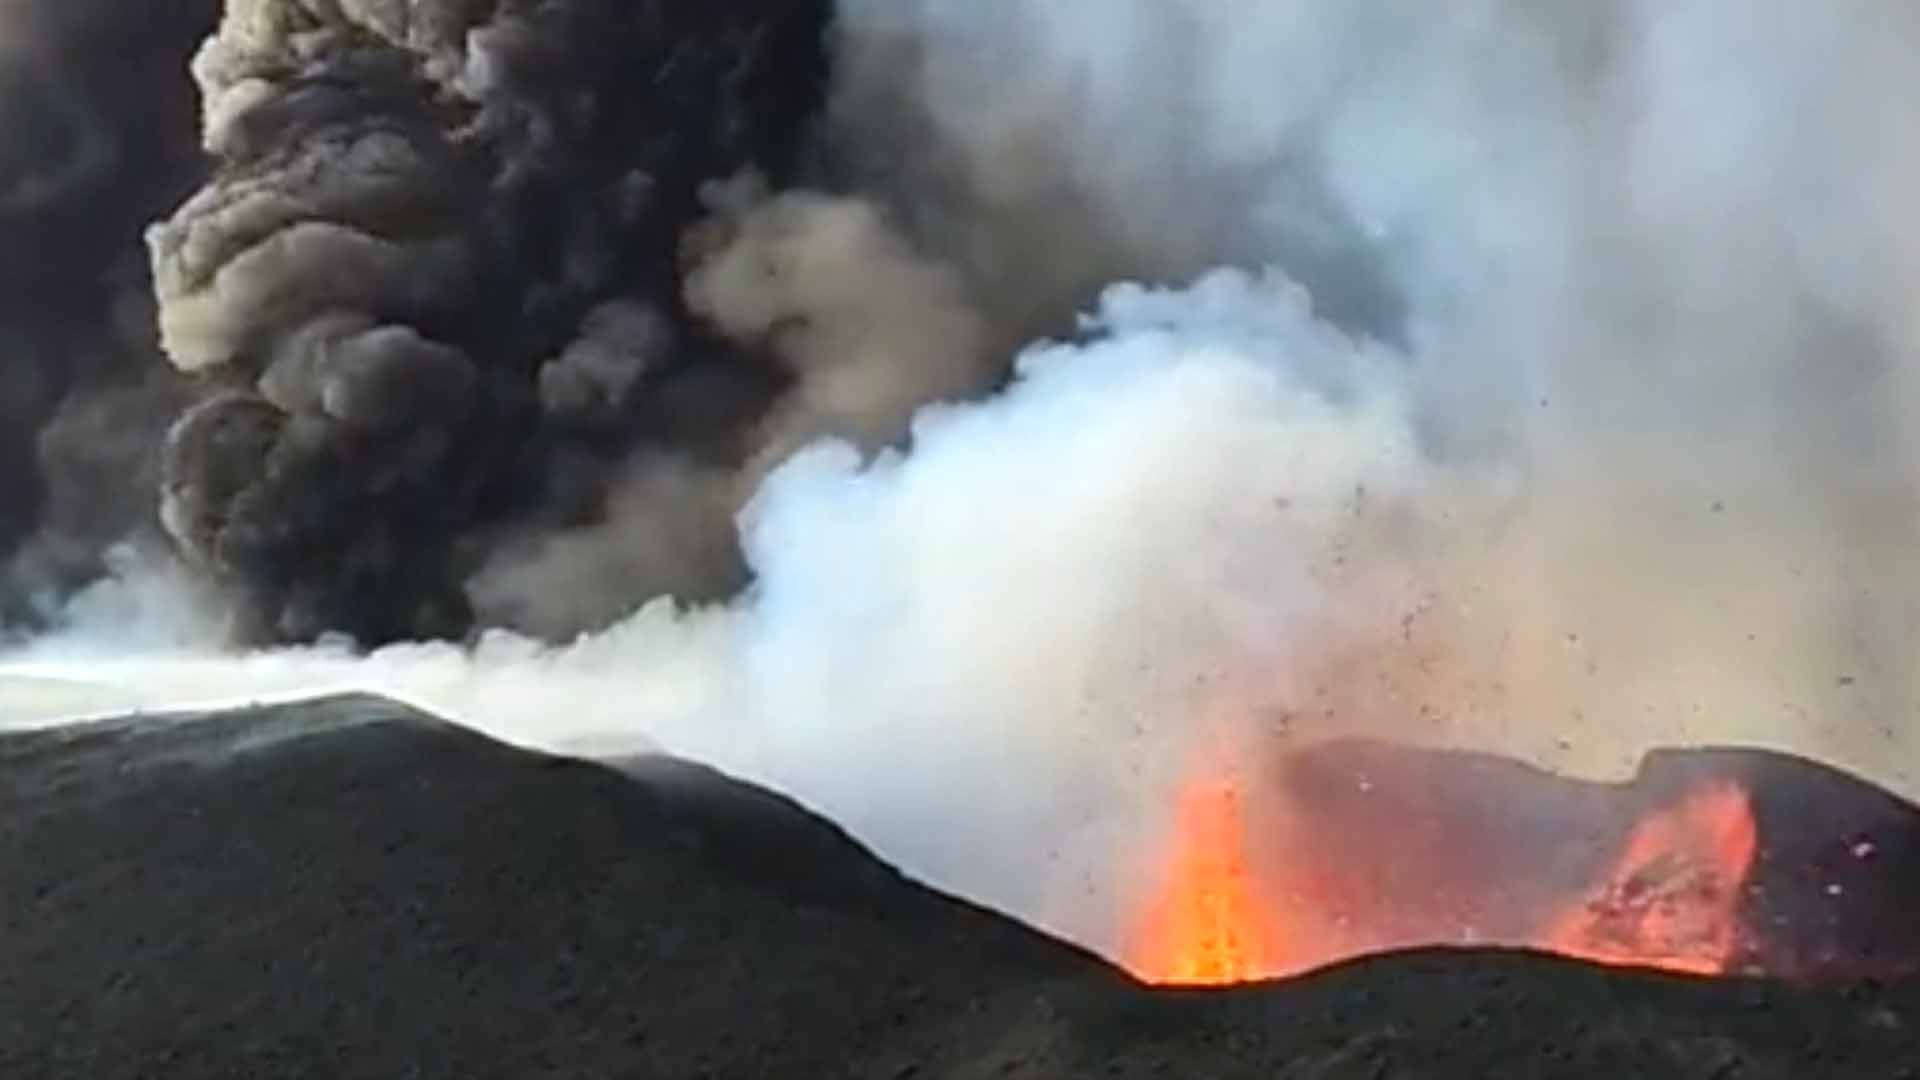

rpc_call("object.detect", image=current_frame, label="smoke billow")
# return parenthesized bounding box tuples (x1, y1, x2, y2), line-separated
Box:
(9, 0, 1920, 963)
(467, 181, 998, 639)
(815, 0, 1920, 782)
(142, 0, 859, 644)
(0, 0, 215, 629)
(4, 268, 1458, 952)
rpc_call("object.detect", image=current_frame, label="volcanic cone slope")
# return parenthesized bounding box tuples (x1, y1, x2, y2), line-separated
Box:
(2, 696, 1916, 1078)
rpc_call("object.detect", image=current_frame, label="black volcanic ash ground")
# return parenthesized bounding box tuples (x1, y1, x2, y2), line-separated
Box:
(4, 696, 1919, 1078)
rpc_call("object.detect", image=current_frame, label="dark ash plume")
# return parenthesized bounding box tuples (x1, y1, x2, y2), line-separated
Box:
(0, 0, 217, 631)
(146, 0, 833, 645)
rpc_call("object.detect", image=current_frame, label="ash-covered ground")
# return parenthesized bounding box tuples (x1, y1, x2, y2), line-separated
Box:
(4, 696, 1919, 1079)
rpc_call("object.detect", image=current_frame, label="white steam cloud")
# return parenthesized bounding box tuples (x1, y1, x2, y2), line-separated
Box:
(4, 269, 1466, 951)
(9, 0, 1920, 961)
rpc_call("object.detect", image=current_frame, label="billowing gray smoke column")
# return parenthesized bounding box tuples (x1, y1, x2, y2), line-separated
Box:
(146, 0, 831, 644)
(0, 0, 217, 630)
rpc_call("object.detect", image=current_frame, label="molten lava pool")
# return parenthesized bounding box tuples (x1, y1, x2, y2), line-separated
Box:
(1123, 741, 1920, 987)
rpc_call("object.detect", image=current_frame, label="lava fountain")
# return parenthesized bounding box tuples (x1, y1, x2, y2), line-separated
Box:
(1125, 772, 1287, 986)
(1120, 738, 1913, 988)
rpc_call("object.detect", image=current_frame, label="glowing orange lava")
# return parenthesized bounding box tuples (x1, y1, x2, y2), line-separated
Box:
(1125, 773, 1290, 986)
(1126, 755, 1762, 987)
(1542, 779, 1759, 975)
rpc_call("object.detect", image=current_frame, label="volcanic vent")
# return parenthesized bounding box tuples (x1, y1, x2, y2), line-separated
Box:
(1124, 739, 1920, 987)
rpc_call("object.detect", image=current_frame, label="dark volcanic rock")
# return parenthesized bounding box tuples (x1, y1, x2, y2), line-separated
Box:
(3, 696, 1918, 1078)
(0, 695, 1102, 1078)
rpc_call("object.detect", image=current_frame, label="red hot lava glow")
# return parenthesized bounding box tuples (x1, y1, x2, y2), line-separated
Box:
(1125, 776, 1286, 986)
(1125, 761, 1761, 987)
(1543, 779, 1759, 975)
